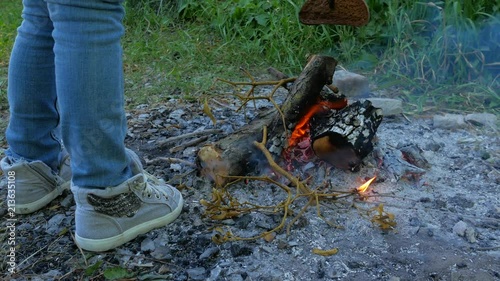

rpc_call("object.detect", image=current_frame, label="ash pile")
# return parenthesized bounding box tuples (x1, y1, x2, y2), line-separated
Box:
(1, 63, 498, 281)
(121, 64, 499, 280)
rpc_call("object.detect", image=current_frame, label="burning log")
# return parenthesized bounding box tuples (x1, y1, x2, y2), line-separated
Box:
(198, 55, 338, 186)
(197, 55, 382, 185)
(310, 100, 383, 171)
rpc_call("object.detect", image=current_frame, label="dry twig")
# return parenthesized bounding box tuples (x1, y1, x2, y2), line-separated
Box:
(169, 136, 208, 153)
(157, 129, 223, 148)
(145, 157, 197, 167)
(216, 70, 296, 134)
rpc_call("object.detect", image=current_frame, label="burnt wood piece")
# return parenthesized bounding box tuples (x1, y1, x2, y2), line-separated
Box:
(310, 100, 383, 171)
(276, 55, 338, 126)
(197, 55, 339, 186)
(197, 109, 274, 187)
(267, 56, 339, 155)
(299, 0, 370, 26)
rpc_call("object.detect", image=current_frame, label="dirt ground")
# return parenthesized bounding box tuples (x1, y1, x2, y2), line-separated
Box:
(0, 84, 499, 281)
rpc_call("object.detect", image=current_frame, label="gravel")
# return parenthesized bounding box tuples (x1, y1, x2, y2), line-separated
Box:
(0, 84, 499, 280)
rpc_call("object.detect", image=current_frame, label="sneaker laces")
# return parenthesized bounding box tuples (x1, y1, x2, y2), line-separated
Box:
(137, 172, 171, 200)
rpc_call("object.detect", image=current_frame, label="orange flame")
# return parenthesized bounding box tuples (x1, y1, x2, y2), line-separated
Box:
(288, 98, 347, 148)
(357, 176, 376, 193)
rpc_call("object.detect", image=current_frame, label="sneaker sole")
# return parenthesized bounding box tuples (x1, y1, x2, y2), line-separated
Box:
(15, 181, 71, 215)
(75, 196, 184, 252)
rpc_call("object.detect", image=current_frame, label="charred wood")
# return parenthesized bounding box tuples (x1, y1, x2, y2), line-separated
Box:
(198, 55, 338, 186)
(310, 100, 383, 171)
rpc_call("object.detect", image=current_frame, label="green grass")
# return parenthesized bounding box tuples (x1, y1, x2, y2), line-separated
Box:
(0, 0, 498, 114)
(0, 0, 22, 111)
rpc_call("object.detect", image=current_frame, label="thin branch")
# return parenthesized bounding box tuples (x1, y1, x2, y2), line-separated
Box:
(253, 126, 310, 195)
(169, 136, 208, 153)
(70, 231, 88, 267)
(145, 157, 197, 167)
(157, 129, 223, 148)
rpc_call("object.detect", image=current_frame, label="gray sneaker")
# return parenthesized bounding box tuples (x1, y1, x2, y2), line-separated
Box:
(1, 151, 71, 215)
(72, 151, 183, 252)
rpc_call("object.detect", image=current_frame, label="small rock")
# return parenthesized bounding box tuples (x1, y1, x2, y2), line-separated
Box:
(169, 109, 185, 121)
(255, 219, 272, 230)
(60, 193, 74, 208)
(116, 248, 134, 264)
(170, 163, 182, 172)
(151, 246, 172, 260)
(17, 223, 33, 231)
(433, 114, 466, 129)
(226, 274, 244, 281)
(302, 161, 315, 172)
(425, 141, 443, 152)
(277, 239, 289, 250)
(207, 266, 223, 281)
(366, 98, 403, 116)
(260, 246, 274, 253)
(332, 69, 370, 97)
(192, 216, 203, 227)
(419, 197, 431, 203)
(221, 219, 235, 225)
(186, 267, 207, 281)
(235, 214, 252, 229)
(449, 195, 475, 209)
(346, 260, 364, 269)
(388, 277, 401, 281)
(182, 147, 198, 157)
(152, 119, 163, 126)
(452, 221, 476, 243)
(46, 214, 66, 235)
(138, 113, 150, 119)
(199, 247, 220, 260)
(453, 221, 468, 237)
(465, 113, 497, 128)
(140, 237, 155, 252)
(464, 227, 477, 243)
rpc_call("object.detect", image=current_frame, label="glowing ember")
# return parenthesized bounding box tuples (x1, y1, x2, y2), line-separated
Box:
(357, 176, 376, 193)
(288, 98, 347, 148)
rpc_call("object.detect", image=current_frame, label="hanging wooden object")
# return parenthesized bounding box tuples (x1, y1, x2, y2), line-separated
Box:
(299, 0, 370, 26)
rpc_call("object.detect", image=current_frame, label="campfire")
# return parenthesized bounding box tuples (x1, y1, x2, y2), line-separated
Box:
(197, 55, 383, 186)
(287, 98, 347, 148)
(194, 55, 390, 245)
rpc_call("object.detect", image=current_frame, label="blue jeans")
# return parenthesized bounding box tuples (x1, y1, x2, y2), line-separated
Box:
(6, 0, 133, 188)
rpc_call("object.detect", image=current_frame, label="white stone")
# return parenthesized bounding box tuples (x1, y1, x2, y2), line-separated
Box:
(333, 69, 370, 97)
(433, 114, 466, 129)
(365, 98, 403, 116)
(170, 163, 182, 171)
(465, 227, 477, 243)
(465, 113, 497, 128)
(453, 220, 467, 236)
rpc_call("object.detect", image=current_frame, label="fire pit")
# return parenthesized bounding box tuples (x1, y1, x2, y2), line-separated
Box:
(2, 57, 498, 281)
(197, 55, 383, 186)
